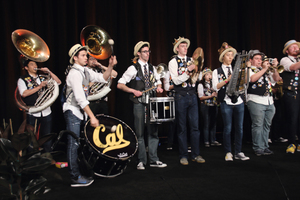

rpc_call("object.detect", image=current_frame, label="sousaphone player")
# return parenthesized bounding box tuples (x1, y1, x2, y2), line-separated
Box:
(12, 29, 61, 153)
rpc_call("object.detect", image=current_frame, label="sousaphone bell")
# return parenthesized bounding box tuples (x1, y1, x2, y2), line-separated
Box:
(12, 29, 59, 113)
(80, 25, 114, 101)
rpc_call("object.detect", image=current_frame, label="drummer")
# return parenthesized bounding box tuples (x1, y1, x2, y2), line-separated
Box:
(117, 41, 167, 170)
(63, 44, 116, 187)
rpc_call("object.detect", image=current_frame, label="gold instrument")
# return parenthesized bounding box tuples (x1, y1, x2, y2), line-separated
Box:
(188, 47, 204, 84)
(81, 25, 115, 101)
(156, 63, 168, 78)
(267, 65, 284, 73)
(80, 25, 113, 60)
(12, 29, 59, 113)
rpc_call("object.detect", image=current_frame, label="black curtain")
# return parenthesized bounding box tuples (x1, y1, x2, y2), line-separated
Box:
(1, 0, 299, 132)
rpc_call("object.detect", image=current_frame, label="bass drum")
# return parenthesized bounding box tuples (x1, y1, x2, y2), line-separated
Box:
(82, 114, 137, 178)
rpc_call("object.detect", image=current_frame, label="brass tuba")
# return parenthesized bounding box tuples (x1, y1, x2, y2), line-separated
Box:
(81, 25, 115, 101)
(12, 29, 59, 113)
(80, 25, 113, 60)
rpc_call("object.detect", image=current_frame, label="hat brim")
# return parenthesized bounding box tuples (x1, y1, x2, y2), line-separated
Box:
(219, 48, 237, 63)
(282, 42, 300, 55)
(134, 42, 150, 57)
(202, 71, 212, 79)
(69, 46, 88, 64)
(173, 38, 190, 54)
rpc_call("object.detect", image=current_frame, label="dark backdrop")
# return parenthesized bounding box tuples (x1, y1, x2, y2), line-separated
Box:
(1, 0, 299, 132)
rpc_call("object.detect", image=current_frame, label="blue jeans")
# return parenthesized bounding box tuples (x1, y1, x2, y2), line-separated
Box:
(175, 93, 200, 159)
(133, 103, 159, 164)
(220, 102, 244, 154)
(200, 103, 218, 143)
(26, 113, 52, 152)
(247, 101, 275, 151)
(64, 110, 82, 179)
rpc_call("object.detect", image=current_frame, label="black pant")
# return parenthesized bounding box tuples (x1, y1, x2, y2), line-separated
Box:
(283, 91, 300, 144)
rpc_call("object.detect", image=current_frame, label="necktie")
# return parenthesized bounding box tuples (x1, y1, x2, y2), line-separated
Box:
(144, 64, 150, 88)
(182, 58, 186, 67)
(226, 66, 231, 77)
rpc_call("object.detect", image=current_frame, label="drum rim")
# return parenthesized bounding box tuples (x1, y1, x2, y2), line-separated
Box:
(84, 114, 138, 161)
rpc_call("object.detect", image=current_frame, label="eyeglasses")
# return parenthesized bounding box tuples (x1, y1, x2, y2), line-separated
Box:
(141, 50, 151, 54)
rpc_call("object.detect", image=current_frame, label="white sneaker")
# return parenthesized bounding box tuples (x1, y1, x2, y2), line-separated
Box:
(234, 152, 250, 161)
(225, 152, 233, 161)
(150, 161, 167, 168)
(137, 162, 145, 170)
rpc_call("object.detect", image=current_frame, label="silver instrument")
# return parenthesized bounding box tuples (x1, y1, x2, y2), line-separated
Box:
(226, 51, 250, 103)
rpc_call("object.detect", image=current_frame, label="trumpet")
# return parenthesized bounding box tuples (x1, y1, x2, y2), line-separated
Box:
(267, 65, 284, 73)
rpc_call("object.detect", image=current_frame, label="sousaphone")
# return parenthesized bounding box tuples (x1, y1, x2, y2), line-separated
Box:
(12, 29, 59, 113)
(80, 25, 115, 101)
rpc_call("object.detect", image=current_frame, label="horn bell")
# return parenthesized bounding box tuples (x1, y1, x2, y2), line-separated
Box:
(11, 29, 50, 62)
(80, 25, 112, 60)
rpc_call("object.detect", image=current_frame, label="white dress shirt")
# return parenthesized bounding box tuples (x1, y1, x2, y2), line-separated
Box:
(212, 64, 243, 105)
(63, 63, 107, 120)
(118, 59, 162, 85)
(18, 75, 51, 117)
(280, 55, 299, 72)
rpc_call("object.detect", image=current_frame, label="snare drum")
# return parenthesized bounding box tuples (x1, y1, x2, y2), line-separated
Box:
(149, 97, 175, 123)
(82, 114, 138, 178)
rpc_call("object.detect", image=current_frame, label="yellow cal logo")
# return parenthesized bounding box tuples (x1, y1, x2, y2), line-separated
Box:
(93, 124, 130, 154)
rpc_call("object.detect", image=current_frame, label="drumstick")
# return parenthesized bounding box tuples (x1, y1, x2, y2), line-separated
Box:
(133, 85, 157, 98)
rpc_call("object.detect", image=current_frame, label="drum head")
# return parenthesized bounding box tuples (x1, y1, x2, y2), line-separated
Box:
(84, 114, 137, 161)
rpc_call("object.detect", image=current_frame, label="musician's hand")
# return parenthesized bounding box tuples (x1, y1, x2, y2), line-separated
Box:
(90, 117, 99, 128)
(133, 90, 143, 97)
(39, 81, 47, 88)
(40, 67, 50, 73)
(211, 92, 217, 97)
(109, 55, 117, 68)
(246, 61, 251, 68)
(272, 58, 279, 67)
(156, 87, 163, 93)
(187, 64, 195, 72)
(262, 61, 270, 70)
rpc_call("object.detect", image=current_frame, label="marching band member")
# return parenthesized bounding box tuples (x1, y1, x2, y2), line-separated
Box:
(117, 41, 167, 170)
(198, 68, 221, 148)
(18, 59, 61, 152)
(86, 55, 118, 115)
(280, 40, 300, 153)
(212, 42, 250, 161)
(63, 44, 116, 187)
(246, 51, 281, 156)
(168, 37, 205, 165)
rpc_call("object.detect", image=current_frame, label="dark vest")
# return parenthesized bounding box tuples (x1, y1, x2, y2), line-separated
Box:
(173, 56, 196, 96)
(129, 62, 155, 104)
(216, 67, 227, 102)
(281, 57, 300, 92)
(248, 67, 272, 96)
(216, 67, 245, 103)
(201, 82, 218, 106)
(20, 74, 45, 106)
